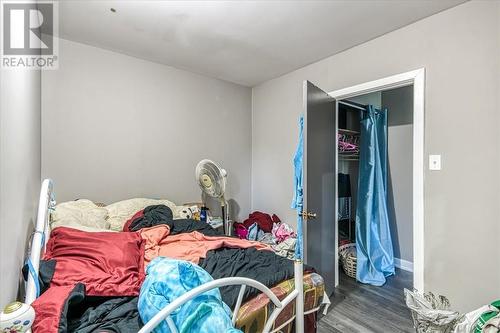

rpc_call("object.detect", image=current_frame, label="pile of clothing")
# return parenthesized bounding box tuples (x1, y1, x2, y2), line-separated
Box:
(234, 211, 298, 259)
(454, 300, 500, 333)
(405, 289, 500, 333)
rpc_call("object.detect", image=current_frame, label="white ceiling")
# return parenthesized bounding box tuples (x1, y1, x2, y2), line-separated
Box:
(59, 0, 466, 86)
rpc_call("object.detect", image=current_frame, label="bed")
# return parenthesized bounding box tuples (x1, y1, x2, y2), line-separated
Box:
(25, 179, 328, 333)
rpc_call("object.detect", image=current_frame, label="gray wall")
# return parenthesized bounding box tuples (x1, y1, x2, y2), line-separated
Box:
(252, 1, 500, 312)
(0, 70, 41, 306)
(42, 39, 252, 220)
(349, 91, 381, 108)
(383, 86, 413, 263)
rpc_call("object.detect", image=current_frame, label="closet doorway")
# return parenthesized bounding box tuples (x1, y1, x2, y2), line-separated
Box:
(330, 69, 424, 292)
(301, 69, 424, 297)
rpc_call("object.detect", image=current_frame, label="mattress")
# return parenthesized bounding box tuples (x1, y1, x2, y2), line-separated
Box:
(235, 272, 325, 333)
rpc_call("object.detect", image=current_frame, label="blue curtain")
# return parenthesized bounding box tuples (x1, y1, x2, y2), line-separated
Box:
(355, 105, 395, 286)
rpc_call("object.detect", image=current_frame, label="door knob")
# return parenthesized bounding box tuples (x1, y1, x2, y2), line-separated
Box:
(300, 211, 317, 220)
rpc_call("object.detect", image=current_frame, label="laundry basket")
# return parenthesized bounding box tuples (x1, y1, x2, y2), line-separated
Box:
(338, 243, 357, 279)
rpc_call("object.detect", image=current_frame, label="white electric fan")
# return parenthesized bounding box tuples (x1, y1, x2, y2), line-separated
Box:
(195, 159, 229, 235)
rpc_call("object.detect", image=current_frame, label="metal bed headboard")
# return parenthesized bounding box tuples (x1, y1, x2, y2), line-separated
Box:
(25, 179, 55, 305)
(25, 179, 306, 333)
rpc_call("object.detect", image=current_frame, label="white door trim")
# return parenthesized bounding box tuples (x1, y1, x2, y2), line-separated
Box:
(329, 68, 425, 292)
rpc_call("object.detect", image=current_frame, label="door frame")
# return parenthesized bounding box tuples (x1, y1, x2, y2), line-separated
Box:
(329, 68, 425, 292)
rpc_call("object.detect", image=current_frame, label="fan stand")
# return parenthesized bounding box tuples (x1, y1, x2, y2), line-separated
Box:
(220, 197, 228, 236)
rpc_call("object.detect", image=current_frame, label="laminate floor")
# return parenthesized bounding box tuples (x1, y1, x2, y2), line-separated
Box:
(318, 269, 414, 333)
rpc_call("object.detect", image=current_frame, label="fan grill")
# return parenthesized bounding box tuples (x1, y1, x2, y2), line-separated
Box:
(195, 159, 226, 198)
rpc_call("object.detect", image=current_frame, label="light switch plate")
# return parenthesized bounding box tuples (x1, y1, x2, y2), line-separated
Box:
(429, 155, 441, 170)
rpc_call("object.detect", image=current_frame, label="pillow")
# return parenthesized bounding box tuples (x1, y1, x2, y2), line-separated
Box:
(44, 227, 145, 296)
(105, 198, 178, 231)
(50, 199, 110, 231)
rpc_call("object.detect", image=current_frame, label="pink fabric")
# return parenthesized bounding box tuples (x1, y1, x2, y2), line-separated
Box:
(140, 225, 271, 266)
(338, 133, 359, 152)
(234, 223, 248, 239)
(272, 222, 296, 243)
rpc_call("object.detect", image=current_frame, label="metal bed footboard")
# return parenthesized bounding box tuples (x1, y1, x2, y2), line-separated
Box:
(138, 277, 299, 333)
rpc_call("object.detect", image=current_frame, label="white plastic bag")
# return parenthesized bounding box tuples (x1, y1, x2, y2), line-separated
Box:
(405, 289, 461, 333)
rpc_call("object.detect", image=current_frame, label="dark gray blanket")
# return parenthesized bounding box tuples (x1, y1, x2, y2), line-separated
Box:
(199, 247, 313, 308)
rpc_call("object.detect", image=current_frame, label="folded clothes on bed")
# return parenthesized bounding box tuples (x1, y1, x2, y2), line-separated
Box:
(199, 247, 313, 308)
(124, 204, 221, 236)
(43, 227, 145, 296)
(140, 225, 270, 265)
(139, 257, 241, 333)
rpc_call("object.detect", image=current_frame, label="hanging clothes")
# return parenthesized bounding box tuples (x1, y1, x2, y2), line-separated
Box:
(291, 115, 304, 260)
(355, 105, 395, 286)
(338, 173, 352, 221)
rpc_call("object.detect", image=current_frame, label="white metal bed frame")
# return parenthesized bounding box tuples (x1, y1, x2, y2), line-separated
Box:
(25, 179, 308, 333)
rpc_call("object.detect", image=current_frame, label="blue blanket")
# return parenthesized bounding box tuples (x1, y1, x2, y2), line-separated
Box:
(138, 257, 241, 333)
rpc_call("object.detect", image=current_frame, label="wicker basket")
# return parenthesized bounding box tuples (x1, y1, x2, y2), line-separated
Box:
(338, 243, 357, 279)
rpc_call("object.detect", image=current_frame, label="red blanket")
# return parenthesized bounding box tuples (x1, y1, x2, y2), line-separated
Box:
(44, 227, 145, 296)
(242, 211, 280, 232)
